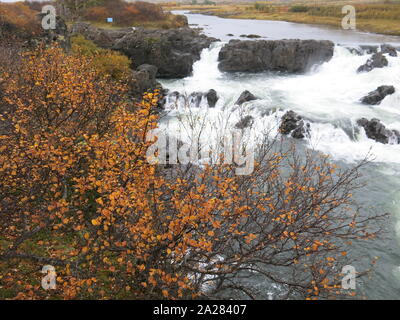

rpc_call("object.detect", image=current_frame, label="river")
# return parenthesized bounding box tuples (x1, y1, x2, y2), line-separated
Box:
(159, 11, 400, 299)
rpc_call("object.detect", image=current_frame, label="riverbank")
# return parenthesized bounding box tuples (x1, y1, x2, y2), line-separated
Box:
(164, 2, 400, 36)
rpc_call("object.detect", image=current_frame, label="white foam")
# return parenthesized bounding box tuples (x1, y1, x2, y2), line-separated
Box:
(159, 44, 400, 165)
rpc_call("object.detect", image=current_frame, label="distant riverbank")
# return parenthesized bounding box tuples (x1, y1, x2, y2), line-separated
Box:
(165, 2, 400, 37)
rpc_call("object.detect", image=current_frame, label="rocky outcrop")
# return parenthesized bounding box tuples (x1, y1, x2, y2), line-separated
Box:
(129, 64, 161, 98)
(235, 115, 254, 129)
(39, 15, 71, 50)
(218, 39, 334, 73)
(235, 90, 258, 105)
(381, 44, 398, 57)
(357, 52, 388, 73)
(71, 22, 123, 48)
(279, 110, 310, 139)
(357, 118, 400, 144)
(72, 23, 218, 78)
(361, 85, 395, 105)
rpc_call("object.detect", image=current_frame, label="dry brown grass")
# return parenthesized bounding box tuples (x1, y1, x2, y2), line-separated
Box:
(164, 1, 400, 36)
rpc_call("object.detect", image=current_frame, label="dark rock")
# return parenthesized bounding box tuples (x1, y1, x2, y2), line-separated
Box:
(381, 44, 398, 57)
(357, 52, 388, 73)
(361, 85, 395, 105)
(36, 15, 70, 50)
(235, 115, 254, 129)
(359, 45, 378, 54)
(71, 22, 117, 48)
(72, 23, 218, 78)
(279, 110, 310, 139)
(206, 89, 218, 108)
(357, 118, 399, 144)
(240, 34, 262, 39)
(129, 64, 160, 98)
(218, 39, 334, 73)
(227, 33, 234, 37)
(235, 90, 258, 105)
(137, 64, 158, 79)
(345, 47, 363, 56)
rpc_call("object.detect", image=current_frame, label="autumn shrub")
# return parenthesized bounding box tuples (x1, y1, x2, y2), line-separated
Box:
(71, 35, 131, 80)
(83, 6, 109, 22)
(0, 46, 385, 300)
(25, 0, 54, 12)
(78, 0, 185, 27)
(0, 2, 42, 40)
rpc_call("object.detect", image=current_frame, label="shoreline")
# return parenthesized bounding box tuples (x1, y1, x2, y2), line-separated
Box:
(165, 4, 400, 37)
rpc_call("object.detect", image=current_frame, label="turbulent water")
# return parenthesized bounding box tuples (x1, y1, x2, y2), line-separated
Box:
(159, 12, 400, 299)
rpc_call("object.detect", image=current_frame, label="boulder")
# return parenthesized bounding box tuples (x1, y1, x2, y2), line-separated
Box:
(218, 39, 334, 73)
(235, 115, 254, 129)
(129, 64, 160, 98)
(71, 22, 118, 48)
(381, 44, 398, 57)
(206, 89, 218, 108)
(279, 110, 310, 139)
(357, 118, 400, 144)
(357, 52, 388, 73)
(72, 23, 218, 78)
(235, 90, 258, 105)
(361, 85, 395, 105)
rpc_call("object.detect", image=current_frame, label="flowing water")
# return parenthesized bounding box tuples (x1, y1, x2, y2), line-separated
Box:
(159, 12, 400, 299)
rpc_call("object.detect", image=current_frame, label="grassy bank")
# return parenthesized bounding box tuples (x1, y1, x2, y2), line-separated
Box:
(0, 0, 187, 32)
(164, 1, 400, 36)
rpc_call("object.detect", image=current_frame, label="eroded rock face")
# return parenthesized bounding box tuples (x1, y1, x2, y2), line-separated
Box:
(218, 39, 334, 73)
(72, 23, 218, 78)
(279, 110, 310, 139)
(361, 85, 395, 105)
(235, 90, 258, 105)
(357, 52, 388, 73)
(357, 118, 400, 144)
(129, 64, 160, 98)
(381, 44, 398, 57)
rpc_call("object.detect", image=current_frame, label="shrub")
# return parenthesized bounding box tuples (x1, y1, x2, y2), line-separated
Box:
(71, 35, 131, 80)
(81, 0, 168, 25)
(289, 5, 309, 13)
(0, 2, 42, 40)
(0, 47, 384, 300)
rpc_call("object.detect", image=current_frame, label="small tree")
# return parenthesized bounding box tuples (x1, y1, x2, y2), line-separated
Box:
(0, 46, 385, 300)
